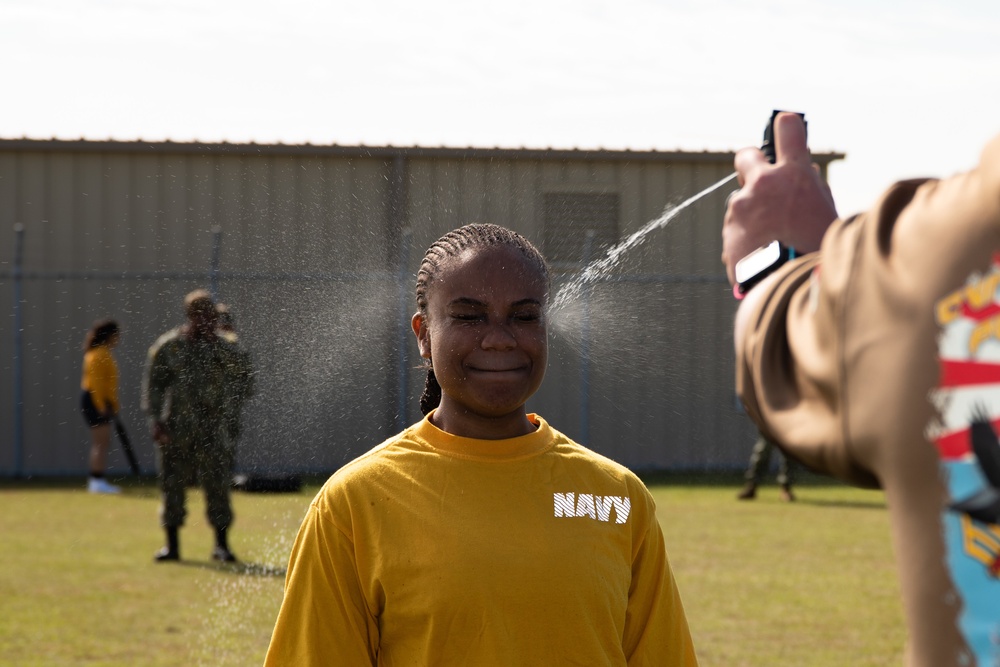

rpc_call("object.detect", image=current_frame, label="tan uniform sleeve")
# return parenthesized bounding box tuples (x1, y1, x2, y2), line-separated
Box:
(734, 252, 875, 485)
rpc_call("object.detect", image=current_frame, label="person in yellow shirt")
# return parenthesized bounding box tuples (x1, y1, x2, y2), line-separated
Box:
(265, 223, 699, 666)
(80, 319, 122, 494)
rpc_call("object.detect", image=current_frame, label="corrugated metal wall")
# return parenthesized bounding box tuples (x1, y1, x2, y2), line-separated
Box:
(0, 140, 842, 476)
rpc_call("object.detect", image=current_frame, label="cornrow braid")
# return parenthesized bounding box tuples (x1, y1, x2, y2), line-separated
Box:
(414, 223, 549, 415)
(419, 368, 441, 417)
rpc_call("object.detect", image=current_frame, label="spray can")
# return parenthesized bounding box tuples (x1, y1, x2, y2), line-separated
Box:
(761, 110, 806, 164)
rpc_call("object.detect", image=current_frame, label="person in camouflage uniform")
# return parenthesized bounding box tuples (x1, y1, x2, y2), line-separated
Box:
(736, 433, 796, 502)
(141, 289, 254, 563)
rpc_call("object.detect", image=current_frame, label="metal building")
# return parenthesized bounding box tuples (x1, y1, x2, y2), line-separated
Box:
(0, 139, 843, 477)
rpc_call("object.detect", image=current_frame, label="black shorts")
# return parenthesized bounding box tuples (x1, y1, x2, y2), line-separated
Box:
(81, 391, 112, 427)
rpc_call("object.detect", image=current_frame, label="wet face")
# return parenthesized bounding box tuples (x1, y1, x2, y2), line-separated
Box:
(412, 244, 548, 438)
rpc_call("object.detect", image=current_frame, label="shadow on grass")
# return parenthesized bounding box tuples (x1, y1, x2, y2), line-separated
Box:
(639, 469, 842, 487)
(794, 497, 887, 510)
(171, 559, 287, 578)
(0, 476, 161, 492)
(0, 475, 323, 494)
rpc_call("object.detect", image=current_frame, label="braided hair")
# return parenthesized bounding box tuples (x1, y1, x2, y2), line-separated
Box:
(415, 223, 549, 415)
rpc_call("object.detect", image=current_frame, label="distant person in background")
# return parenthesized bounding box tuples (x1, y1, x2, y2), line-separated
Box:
(737, 433, 795, 501)
(142, 289, 255, 563)
(80, 318, 122, 494)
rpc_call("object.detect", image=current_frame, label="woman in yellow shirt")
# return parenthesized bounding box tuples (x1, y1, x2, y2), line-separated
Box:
(265, 224, 698, 666)
(80, 319, 122, 494)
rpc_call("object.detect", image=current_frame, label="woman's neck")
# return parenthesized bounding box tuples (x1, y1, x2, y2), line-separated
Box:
(429, 405, 537, 440)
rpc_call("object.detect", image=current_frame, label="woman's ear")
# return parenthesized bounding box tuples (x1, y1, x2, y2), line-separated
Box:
(411, 312, 431, 359)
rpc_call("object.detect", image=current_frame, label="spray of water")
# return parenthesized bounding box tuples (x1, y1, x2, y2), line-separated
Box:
(549, 172, 737, 315)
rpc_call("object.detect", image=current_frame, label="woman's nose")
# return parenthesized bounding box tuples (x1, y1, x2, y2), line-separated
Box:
(481, 322, 516, 350)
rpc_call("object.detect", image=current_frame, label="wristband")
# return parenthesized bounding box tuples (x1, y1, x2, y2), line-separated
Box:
(734, 241, 796, 299)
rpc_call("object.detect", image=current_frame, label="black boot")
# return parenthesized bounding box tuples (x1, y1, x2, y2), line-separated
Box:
(154, 526, 180, 562)
(737, 482, 757, 500)
(211, 527, 237, 563)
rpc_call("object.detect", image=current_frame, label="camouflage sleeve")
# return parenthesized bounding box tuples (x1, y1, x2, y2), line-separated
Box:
(141, 336, 173, 420)
(238, 347, 255, 401)
(222, 343, 254, 440)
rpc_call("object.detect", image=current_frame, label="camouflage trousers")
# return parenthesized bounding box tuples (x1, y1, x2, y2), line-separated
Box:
(157, 428, 235, 530)
(744, 434, 795, 487)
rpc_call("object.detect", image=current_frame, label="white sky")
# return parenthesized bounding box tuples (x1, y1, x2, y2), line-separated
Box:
(3, 0, 1000, 218)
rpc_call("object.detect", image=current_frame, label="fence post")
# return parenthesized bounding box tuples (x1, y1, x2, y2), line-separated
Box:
(12, 223, 25, 477)
(579, 230, 595, 446)
(209, 226, 223, 300)
(390, 155, 410, 432)
(396, 227, 412, 432)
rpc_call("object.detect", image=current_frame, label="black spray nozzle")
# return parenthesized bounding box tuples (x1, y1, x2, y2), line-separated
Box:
(762, 110, 806, 164)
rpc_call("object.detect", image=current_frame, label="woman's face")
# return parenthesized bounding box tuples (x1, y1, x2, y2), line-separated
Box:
(412, 244, 548, 438)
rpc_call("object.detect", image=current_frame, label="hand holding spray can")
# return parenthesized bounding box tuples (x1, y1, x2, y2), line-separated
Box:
(733, 110, 808, 294)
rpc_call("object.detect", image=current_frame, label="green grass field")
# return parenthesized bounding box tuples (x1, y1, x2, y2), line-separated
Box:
(0, 474, 903, 666)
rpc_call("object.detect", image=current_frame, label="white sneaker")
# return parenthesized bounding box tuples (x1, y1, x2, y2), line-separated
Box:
(88, 478, 121, 494)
